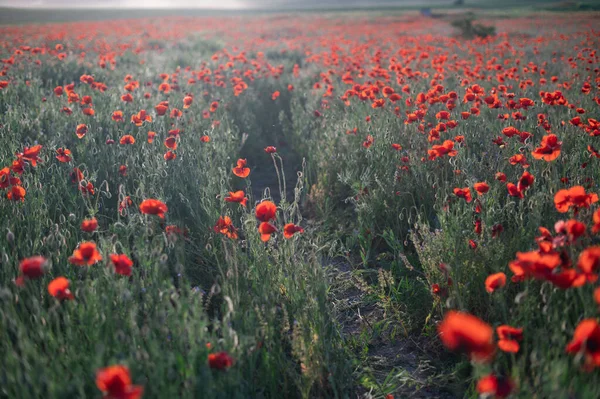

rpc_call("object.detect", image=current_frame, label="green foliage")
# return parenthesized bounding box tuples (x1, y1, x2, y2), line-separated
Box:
(450, 14, 496, 39)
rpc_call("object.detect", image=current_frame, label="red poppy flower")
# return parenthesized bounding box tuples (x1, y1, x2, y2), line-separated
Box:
(214, 216, 238, 239)
(81, 217, 98, 232)
(56, 148, 72, 163)
(438, 311, 495, 362)
(532, 134, 562, 161)
(131, 110, 152, 126)
(15, 256, 47, 286)
(183, 95, 193, 109)
(147, 131, 156, 143)
(96, 365, 143, 399)
(76, 124, 88, 139)
(21, 145, 42, 167)
(69, 242, 102, 266)
(110, 254, 134, 276)
(517, 171, 534, 192)
(232, 159, 250, 178)
(577, 247, 600, 280)
(164, 137, 177, 150)
(485, 272, 506, 293)
(120, 135, 135, 145)
(497, 325, 523, 353)
(208, 352, 234, 370)
(7, 185, 26, 202)
(477, 374, 514, 398)
(164, 151, 177, 161)
(474, 182, 489, 195)
(453, 187, 472, 203)
(48, 277, 74, 300)
(566, 319, 600, 370)
(283, 223, 304, 239)
(258, 222, 277, 242)
(264, 146, 277, 154)
(112, 110, 124, 122)
(554, 186, 598, 213)
(224, 190, 247, 207)
(509, 251, 561, 281)
(255, 200, 277, 222)
(139, 199, 168, 219)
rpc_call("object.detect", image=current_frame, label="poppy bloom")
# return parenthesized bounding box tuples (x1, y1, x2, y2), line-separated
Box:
(255, 200, 277, 222)
(163, 151, 176, 161)
(21, 145, 42, 167)
(264, 146, 277, 154)
(96, 365, 143, 399)
(200, 135, 210, 143)
(509, 251, 561, 281)
(507, 183, 523, 199)
(119, 165, 127, 176)
(155, 103, 168, 116)
(495, 172, 506, 182)
(577, 247, 600, 280)
(283, 223, 304, 239)
(517, 171, 534, 193)
(110, 254, 134, 276)
(232, 159, 250, 178)
(497, 325, 523, 353)
(56, 148, 72, 163)
(69, 242, 102, 266)
(15, 256, 48, 286)
(453, 187, 472, 203)
(70, 167, 84, 184)
(214, 216, 238, 239)
(271, 91, 280, 100)
(120, 135, 135, 145)
(391, 143, 402, 151)
(363, 135, 374, 148)
(473, 182, 489, 195)
(477, 374, 514, 398)
(208, 351, 234, 370)
(427, 140, 457, 160)
(147, 131, 156, 143)
(81, 217, 98, 232)
(164, 137, 177, 150)
(258, 222, 277, 242)
(566, 319, 600, 370)
(131, 110, 152, 126)
(224, 190, 247, 207)
(7, 185, 26, 202)
(74, 123, 88, 139)
(438, 311, 494, 362)
(48, 277, 74, 300)
(0, 167, 21, 189)
(554, 186, 598, 213)
(112, 110, 124, 122)
(532, 134, 562, 161)
(183, 95, 193, 109)
(139, 199, 168, 219)
(485, 272, 506, 293)
(592, 209, 600, 234)
(209, 101, 219, 113)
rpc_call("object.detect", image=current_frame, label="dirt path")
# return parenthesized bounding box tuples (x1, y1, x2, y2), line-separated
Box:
(327, 259, 456, 399)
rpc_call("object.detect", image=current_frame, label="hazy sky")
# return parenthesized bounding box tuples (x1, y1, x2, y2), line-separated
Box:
(0, 0, 248, 8)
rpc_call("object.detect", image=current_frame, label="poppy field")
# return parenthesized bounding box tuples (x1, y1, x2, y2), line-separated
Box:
(1, 7, 600, 399)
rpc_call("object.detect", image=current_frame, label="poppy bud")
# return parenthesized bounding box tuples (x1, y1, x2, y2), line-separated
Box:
(6, 229, 14, 245)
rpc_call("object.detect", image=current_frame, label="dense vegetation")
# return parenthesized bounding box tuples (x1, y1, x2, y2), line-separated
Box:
(1, 9, 600, 398)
